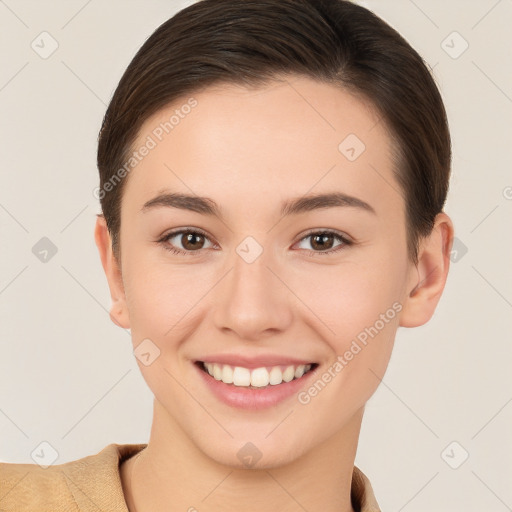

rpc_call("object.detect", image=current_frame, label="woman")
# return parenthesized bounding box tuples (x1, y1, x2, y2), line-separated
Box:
(0, 0, 453, 510)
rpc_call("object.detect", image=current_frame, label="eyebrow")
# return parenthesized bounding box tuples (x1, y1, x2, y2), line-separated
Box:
(141, 190, 376, 218)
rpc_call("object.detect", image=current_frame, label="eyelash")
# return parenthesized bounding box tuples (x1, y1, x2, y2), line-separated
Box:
(157, 228, 353, 257)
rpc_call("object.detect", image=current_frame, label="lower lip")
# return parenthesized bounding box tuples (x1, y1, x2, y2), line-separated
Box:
(194, 362, 317, 410)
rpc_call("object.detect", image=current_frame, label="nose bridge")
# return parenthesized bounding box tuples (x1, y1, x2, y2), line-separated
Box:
(212, 236, 293, 338)
(232, 242, 273, 298)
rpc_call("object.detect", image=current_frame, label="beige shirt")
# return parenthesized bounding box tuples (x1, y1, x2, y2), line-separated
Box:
(0, 443, 381, 511)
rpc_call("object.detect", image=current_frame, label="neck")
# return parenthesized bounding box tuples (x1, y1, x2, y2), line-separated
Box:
(122, 400, 363, 512)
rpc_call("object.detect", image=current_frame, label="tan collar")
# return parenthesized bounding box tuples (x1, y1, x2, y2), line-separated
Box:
(0, 443, 381, 511)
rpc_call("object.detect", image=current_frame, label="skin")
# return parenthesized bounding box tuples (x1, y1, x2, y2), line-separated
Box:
(95, 75, 453, 512)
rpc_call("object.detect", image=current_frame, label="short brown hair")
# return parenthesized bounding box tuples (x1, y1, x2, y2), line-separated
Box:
(97, 0, 451, 263)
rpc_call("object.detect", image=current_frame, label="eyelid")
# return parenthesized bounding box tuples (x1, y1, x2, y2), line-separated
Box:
(161, 226, 211, 240)
(296, 227, 353, 245)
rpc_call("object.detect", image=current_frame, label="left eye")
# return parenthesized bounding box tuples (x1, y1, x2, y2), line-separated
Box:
(158, 229, 351, 256)
(294, 231, 351, 255)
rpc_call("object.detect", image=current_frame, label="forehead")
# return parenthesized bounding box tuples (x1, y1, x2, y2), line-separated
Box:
(124, 76, 399, 217)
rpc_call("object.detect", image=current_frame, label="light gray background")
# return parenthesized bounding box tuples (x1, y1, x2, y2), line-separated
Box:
(1, 1, 511, 510)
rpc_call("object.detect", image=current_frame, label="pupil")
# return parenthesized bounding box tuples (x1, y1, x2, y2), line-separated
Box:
(312, 234, 333, 250)
(183, 233, 203, 250)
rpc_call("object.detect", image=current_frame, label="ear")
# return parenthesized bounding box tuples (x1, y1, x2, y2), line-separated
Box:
(399, 212, 454, 327)
(94, 215, 131, 329)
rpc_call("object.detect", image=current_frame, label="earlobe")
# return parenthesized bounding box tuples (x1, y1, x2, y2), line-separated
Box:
(399, 213, 454, 328)
(94, 215, 131, 329)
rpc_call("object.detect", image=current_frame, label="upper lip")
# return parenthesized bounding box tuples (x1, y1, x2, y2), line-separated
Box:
(197, 354, 317, 369)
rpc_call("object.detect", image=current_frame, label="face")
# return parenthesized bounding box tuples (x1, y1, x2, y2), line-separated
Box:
(99, 75, 427, 468)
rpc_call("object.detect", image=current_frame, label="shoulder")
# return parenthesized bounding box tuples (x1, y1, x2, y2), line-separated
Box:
(1, 458, 73, 511)
(0, 443, 147, 512)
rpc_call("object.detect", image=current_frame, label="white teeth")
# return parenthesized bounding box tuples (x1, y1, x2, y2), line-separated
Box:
(269, 367, 283, 385)
(213, 364, 223, 381)
(250, 367, 270, 387)
(221, 364, 234, 384)
(202, 362, 314, 388)
(233, 366, 251, 386)
(294, 365, 306, 379)
(282, 365, 295, 382)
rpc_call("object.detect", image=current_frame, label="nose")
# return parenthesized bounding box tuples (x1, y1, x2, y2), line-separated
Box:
(212, 243, 293, 341)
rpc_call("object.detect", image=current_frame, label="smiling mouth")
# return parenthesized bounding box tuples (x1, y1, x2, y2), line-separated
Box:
(195, 361, 318, 389)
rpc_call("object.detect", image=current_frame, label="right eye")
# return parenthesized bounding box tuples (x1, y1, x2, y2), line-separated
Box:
(158, 228, 216, 255)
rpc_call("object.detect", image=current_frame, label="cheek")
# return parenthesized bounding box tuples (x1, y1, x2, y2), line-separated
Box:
(122, 257, 217, 347)
(120, 263, 205, 397)
(291, 260, 404, 414)
(294, 257, 405, 393)
(298, 256, 406, 338)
